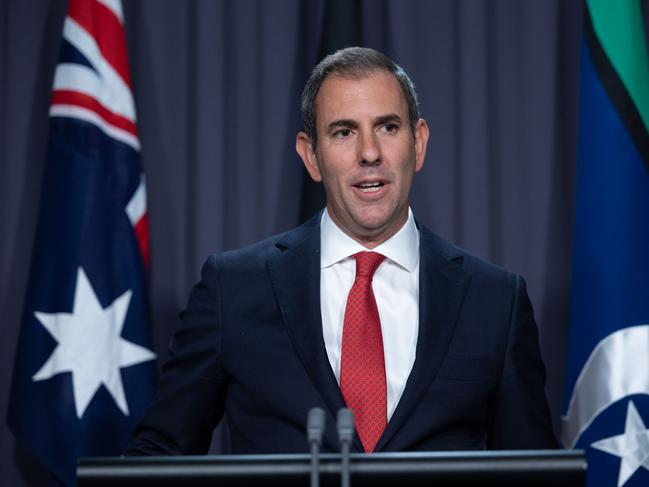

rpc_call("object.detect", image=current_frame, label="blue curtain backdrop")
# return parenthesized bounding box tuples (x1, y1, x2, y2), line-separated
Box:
(1, 0, 586, 485)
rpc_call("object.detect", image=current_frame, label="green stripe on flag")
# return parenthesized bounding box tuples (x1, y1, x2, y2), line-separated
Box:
(587, 0, 649, 133)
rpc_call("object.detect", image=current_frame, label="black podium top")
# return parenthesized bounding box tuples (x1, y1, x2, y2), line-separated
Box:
(78, 450, 585, 487)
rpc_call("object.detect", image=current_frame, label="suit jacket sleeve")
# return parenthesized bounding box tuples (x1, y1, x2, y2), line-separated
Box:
(124, 255, 228, 455)
(486, 274, 558, 449)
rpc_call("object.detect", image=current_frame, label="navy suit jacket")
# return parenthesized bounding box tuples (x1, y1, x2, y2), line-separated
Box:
(126, 213, 557, 455)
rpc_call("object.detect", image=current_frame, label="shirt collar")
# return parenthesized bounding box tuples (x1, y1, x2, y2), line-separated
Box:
(320, 208, 419, 272)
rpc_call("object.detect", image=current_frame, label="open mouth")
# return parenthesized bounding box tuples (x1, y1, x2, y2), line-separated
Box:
(354, 181, 385, 193)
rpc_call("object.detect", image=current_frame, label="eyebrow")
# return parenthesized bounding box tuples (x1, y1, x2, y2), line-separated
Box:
(326, 113, 403, 133)
(327, 119, 359, 133)
(375, 113, 402, 126)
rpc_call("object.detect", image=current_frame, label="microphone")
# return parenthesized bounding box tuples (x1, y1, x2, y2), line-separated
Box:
(337, 408, 354, 487)
(307, 407, 326, 487)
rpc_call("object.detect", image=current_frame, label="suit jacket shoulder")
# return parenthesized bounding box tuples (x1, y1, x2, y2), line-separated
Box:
(207, 212, 321, 273)
(418, 222, 517, 284)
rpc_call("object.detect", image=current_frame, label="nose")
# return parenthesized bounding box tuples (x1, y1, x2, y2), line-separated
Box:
(359, 131, 381, 166)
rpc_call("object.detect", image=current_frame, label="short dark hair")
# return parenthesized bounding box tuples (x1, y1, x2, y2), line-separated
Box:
(300, 46, 420, 151)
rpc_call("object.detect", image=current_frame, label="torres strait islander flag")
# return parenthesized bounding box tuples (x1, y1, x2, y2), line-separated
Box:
(562, 1, 649, 487)
(7, 0, 156, 484)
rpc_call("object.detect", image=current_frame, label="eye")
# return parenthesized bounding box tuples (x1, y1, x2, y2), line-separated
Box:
(382, 123, 398, 133)
(334, 128, 352, 138)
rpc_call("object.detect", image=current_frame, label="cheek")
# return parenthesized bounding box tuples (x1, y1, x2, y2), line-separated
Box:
(394, 148, 418, 181)
(317, 156, 350, 188)
(316, 165, 343, 198)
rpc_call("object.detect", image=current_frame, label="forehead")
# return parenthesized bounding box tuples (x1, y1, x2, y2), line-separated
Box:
(314, 71, 408, 125)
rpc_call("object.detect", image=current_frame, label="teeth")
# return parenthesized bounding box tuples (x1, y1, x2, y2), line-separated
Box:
(358, 182, 382, 193)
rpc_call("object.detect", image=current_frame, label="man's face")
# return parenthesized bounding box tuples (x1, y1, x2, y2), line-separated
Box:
(296, 71, 429, 248)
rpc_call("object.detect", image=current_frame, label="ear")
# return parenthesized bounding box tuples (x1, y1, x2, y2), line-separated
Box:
(413, 118, 429, 173)
(296, 131, 322, 182)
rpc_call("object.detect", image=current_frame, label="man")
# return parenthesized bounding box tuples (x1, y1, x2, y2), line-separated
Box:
(126, 47, 557, 455)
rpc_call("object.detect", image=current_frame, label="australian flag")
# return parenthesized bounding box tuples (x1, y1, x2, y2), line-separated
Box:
(7, 0, 156, 485)
(562, 1, 649, 487)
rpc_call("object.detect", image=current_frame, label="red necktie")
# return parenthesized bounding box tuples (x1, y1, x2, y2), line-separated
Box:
(340, 251, 387, 452)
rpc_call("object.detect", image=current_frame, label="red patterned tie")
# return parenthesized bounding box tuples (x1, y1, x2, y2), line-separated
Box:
(340, 251, 387, 452)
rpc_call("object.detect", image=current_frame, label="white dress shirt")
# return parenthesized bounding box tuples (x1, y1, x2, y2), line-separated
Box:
(320, 208, 420, 420)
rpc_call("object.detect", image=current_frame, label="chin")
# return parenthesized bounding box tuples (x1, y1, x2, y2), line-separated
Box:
(354, 205, 401, 227)
(353, 216, 394, 237)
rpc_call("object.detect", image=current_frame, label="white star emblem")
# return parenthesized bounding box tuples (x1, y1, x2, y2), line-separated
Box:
(32, 267, 155, 419)
(592, 400, 649, 487)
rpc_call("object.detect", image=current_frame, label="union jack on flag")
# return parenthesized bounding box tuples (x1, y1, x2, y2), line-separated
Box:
(7, 0, 156, 484)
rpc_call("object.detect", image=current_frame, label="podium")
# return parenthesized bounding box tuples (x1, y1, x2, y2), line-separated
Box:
(78, 450, 585, 486)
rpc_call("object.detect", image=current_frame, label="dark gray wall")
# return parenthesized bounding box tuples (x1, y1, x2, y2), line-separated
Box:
(0, 1, 582, 484)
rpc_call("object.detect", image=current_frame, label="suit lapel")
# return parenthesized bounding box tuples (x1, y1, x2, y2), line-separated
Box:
(267, 218, 469, 452)
(266, 217, 354, 449)
(375, 225, 471, 451)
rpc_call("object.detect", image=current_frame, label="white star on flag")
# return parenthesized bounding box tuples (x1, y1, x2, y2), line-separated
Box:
(32, 267, 155, 418)
(592, 400, 649, 487)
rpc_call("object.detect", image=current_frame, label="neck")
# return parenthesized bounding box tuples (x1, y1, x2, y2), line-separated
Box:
(326, 208, 409, 250)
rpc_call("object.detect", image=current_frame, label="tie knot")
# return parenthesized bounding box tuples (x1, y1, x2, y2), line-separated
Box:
(353, 251, 386, 278)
